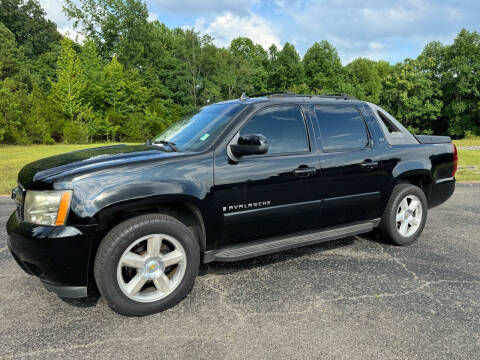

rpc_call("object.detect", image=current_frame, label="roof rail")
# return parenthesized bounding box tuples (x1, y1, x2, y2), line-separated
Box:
(248, 91, 296, 98)
(242, 92, 358, 100)
(316, 93, 358, 100)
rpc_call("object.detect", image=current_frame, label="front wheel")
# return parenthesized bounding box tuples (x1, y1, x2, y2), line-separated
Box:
(380, 183, 428, 246)
(94, 214, 200, 316)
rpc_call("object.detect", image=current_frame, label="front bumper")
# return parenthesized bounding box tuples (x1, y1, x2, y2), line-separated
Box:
(6, 211, 97, 298)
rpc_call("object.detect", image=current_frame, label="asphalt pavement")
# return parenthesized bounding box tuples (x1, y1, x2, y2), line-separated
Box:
(1, 184, 479, 359)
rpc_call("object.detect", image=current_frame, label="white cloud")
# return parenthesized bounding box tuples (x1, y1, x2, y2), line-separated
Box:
(38, 0, 83, 40)
(272, 0, 480, 63)
(38, 0, 70, 27)
(195, 12, 281, 50)
(368, 42, 385, 51)
(148, 12, 159, 22)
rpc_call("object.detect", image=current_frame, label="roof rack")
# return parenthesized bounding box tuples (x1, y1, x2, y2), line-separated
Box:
(316, 93, 358, 100)
(241, 92, 358, 101)
(247, 91, 296, 98)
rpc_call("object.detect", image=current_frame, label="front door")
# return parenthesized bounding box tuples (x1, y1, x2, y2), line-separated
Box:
(213, 105, 322, 246)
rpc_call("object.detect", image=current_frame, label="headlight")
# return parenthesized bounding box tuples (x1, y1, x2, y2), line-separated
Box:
(24, 190, 73, 226)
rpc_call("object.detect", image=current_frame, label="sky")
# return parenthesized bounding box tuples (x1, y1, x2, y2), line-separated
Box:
(39, 0, 480, 64)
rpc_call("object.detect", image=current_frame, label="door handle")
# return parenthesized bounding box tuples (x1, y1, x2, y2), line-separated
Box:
(360, 160, 379, 169)
(293, 167, 317, 176)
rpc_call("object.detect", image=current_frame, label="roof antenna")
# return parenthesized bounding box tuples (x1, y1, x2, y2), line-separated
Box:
(240, 92, 249, 101)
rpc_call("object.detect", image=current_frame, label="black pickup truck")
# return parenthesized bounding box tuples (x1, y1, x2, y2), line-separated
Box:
(7, 93, 456, 316)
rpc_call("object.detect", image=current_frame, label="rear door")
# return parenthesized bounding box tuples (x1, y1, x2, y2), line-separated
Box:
(312, 105, 387, 226)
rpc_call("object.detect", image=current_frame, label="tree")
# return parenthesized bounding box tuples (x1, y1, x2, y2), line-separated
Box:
(138, 23, 188, 104)
(78, 39, 103, 108)
(63, 0, 151, 63)
(25, 85, 60, 143)
(0, 78, 29, 143)
(380, 59, 443, 134)
(441, 29, 480, 136)
(0, 23, 25, 81)
(268, 42, 304, 90)
(229, 37, 268, 94)
(0, 0, 61, 58)
(176, 29, 218, 107)
(2, 0, 480, 145)
(345, 58, 383, 103)
(303, 40, 343, 93)
(50, 39, 86, 120)
(100, 55, 127, 121)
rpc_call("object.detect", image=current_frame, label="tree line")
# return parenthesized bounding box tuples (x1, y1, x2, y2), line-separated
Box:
(1, 0, 479, 144)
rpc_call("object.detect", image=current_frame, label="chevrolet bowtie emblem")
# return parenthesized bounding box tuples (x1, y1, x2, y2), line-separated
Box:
(149, 264, 156, 270)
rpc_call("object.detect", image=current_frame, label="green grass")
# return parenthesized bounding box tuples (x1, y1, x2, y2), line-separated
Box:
(453, 138, 480, 182)
(456, 149, 480, 182)
(0, 140, 479, 194)
(453, 137, 480, 148)
(0, 143, 137, 194)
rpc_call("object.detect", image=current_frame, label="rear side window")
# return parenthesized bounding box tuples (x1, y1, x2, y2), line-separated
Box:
(369, 104, 419, 145)
(240, 105, 309, 154)
(377, 110, 401, 134)
(314, 106, 369, 151)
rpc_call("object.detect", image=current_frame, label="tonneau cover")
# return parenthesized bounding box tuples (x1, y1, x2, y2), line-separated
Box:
(415, 135, 452, 144)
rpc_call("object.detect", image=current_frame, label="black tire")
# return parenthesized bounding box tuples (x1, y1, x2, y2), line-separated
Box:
(380, 183, 428, 246)
(94, 214, 200, 316)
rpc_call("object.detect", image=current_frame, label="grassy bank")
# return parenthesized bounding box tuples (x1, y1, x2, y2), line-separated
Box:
(0, 141, 479, 194)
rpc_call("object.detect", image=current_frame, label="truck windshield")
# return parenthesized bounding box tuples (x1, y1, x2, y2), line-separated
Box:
(152, 103, 244, 152)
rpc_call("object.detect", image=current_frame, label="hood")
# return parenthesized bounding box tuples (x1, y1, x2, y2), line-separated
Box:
(18, 144, 182, 188)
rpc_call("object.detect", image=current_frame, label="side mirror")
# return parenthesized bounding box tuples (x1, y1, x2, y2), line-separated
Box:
(230, 134, 269, 157)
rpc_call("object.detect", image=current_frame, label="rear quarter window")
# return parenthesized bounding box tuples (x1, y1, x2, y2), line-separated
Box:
(369, 104, 419, 145)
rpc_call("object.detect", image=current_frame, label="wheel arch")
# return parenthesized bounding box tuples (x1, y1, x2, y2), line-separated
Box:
(85, 195, 208, 291)
(93, 195, 207, 250)
(393, 166, 433, 204)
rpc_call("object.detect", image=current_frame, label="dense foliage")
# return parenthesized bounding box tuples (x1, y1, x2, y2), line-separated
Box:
(1, 0, 480, 144)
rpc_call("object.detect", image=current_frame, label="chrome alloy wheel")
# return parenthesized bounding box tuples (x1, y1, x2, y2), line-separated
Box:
(116, 234, 187, 303)
(396, 194, 423, 237)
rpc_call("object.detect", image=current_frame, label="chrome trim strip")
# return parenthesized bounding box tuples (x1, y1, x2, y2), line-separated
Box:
(223, 191, 380, 219)
(223, 198, 324, 218)
(324, 191, 380, 202)
(435, 177, 455, 184)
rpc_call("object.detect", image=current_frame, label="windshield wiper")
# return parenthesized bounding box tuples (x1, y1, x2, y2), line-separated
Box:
(153, 140, 178, 152)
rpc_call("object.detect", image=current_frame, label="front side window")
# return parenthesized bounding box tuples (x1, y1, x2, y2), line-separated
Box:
(239, 105, 309, 155)
(153, 103, 244, 151)
(315, 106, 369, 151)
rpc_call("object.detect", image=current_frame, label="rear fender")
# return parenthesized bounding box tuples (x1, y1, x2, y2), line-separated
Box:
(392, 160, 432, 180)
(392, 161, 433, 200)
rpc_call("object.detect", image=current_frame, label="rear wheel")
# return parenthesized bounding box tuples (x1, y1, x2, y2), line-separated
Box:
(94, 214, 199, 316)
(380, 183, 428, 245)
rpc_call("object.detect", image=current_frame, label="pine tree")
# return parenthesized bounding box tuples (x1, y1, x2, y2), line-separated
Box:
(50, 38, 85, 120)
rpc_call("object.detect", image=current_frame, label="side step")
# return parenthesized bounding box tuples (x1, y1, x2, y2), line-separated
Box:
(204, 219, 380, 263)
